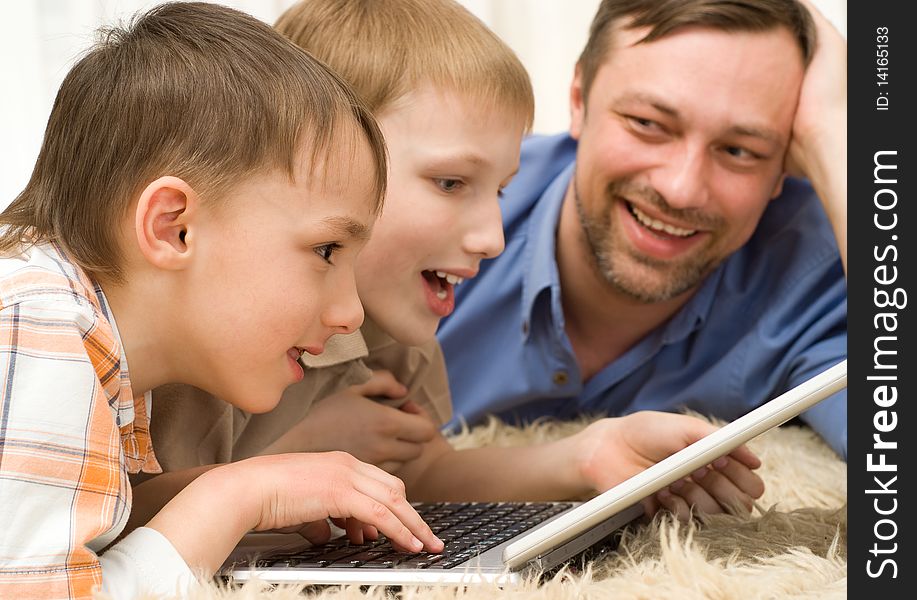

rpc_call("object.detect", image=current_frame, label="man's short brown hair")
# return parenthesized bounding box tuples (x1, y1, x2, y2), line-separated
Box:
(578, 0, 816, 104)
(275, 0, 534, 127)
(0, 1, 387, 282)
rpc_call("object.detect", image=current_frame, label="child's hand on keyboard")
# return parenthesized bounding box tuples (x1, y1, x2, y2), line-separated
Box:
(237, 451, 443, 552)
(146, 450, 444, 577)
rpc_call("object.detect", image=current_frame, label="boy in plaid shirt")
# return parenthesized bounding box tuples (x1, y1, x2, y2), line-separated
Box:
(0, 3, 440, 598)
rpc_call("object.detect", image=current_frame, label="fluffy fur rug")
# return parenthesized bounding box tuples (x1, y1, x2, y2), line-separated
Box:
(120, 416, 847, 599)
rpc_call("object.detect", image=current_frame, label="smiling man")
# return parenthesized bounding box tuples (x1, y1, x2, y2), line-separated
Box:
(438, 0, 849, 460)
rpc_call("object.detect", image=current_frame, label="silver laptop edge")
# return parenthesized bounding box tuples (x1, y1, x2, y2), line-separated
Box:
(502, 359, 847, 568)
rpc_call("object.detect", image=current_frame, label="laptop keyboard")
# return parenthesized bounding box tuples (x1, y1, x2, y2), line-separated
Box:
(253, 502, 572, 570)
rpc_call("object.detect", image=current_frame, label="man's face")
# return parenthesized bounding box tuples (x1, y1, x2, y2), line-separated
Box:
(569, 24, 804, 302)
(356, 86, 523, 346)
(181, 132, 377, 413)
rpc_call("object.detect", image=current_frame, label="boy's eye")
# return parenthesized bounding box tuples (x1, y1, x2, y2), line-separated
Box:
(314, 243, 342, 264)
(433, 178, 464, 193)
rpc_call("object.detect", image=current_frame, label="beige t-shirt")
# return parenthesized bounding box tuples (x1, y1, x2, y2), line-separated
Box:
(136, 318, 451, 481)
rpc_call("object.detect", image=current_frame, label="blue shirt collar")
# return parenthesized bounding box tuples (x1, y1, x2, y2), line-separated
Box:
(520, 161, 573, 339)
(518, 158, 724, 345)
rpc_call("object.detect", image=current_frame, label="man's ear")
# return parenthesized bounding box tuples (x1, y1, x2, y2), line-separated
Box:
(570, 63, 586, 140)
(770, 173, 787, 200)
(134, 176, 198, 270)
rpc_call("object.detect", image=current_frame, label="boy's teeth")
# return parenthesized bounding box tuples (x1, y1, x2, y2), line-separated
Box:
(434, 270, 464, 285)
(631, 205, 696, 237)
(436, 289, 448, 300)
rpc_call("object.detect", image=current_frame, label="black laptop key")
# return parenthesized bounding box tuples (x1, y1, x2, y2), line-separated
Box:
(396, 553, 443, 568)
(290, 559, 328, 568)
(330, 550, 391, 567)
(442, 540, 470, 552)
(362, 559, 396, 568)
(310, 547, 364, 565)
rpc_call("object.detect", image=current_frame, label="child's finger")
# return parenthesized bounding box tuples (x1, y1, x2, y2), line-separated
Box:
(348, 478, 443, 553)
(344, 516, 366, 545)
(398, 400, 432, 421)
(392, 414, 437, 444)
(353, 370, 408, 399)
(353, 453, 420, 489)
(297, 519, 332, 545)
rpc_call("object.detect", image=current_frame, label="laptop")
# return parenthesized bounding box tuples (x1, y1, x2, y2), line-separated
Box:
(222, 359, 847, 586)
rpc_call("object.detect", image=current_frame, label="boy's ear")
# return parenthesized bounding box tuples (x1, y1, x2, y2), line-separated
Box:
(134, 176, 198, 270)
(569, 63, 586, 141)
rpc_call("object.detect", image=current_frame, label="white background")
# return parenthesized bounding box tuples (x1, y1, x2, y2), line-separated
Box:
(0, 1, 846, 209)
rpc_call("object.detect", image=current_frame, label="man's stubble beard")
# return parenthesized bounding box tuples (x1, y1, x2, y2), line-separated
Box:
(573, 177, 720, 304)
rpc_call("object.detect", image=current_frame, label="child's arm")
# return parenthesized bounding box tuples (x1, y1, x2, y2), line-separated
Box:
(393, 411, 764, 519)
(127, 464, 221, 534)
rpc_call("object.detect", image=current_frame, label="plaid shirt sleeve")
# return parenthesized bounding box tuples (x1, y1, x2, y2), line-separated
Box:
(0, 261, 166, 599)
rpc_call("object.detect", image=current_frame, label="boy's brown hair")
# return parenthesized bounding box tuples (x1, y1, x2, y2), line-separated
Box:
(0, 1, 387, 282)
(275, 0, 534, 127)
(578, 0, 816, 104)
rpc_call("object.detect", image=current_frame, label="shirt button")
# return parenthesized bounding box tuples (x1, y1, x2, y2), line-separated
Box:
(552, 371, 569, 386)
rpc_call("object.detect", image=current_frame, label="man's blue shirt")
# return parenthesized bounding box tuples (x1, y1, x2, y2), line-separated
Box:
(437, 134, 848, 460)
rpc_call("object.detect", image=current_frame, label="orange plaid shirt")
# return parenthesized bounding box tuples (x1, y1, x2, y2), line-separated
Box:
(0, 241, 162, 599)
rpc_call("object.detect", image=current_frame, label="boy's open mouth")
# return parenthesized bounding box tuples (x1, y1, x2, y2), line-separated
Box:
(421, 270, 465, 300)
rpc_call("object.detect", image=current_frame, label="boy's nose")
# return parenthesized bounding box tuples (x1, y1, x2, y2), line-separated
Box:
(322, 277, 364, 334)
(462, 198, 505, 259)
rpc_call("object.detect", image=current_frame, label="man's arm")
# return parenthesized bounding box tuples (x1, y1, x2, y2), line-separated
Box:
(395, 411, 765, 521)
(789, 0, 847, 273)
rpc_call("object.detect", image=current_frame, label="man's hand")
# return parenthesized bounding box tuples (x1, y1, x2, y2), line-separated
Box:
(787, 0, 847, 174)
(787, 0, 847, 271)
(570, 411, 765, 521)
(261, 369, 438, 472)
